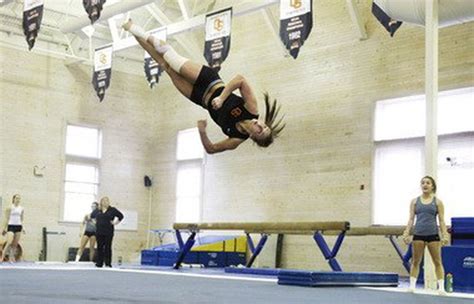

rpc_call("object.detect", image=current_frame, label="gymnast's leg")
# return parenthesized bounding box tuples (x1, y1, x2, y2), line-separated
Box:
(409, 240, 425, 292)
(122, 19, 203, 84)
(127, 27, 194, 99)
(427, 241, 446, 294)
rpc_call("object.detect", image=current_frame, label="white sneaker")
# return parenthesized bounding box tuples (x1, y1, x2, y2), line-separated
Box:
(438, 289, 447, 296)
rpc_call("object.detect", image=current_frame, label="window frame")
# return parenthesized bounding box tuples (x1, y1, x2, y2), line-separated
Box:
(60, 122, 102, 224)
(372, 87, 474, 226)
(175, 128, 205, 223)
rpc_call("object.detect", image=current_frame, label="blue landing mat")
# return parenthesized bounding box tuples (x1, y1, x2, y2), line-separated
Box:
(278, 270, 399, 287)
(225, 267, 281, 276)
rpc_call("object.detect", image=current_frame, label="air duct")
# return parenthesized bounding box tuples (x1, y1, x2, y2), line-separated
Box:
(374, 0, 474, 28)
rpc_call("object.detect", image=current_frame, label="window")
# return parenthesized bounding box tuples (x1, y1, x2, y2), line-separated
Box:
(373, 88, 474, 225)
(175, 128, 204, 223)
(63, 125, 102, 222)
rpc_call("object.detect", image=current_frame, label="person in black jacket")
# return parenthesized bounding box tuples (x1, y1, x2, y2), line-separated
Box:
(95, 196, 124, 268)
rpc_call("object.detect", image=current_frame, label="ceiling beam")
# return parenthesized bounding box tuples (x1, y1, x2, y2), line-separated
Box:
(145, 3, 200, 59)
(108, 18, 120, 43)
(346, 0, 368, 40)
(177, 0, 191, 20)
(262, 7, 290, 58)
(113, 0, 279, 52)
(60, 0, 160, 33)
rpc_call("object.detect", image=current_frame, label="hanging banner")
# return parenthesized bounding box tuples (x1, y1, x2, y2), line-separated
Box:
(83, 0, 107, 24)
(372, 1, 403, 37)
(22, 0, 44, 51)
(204, 8, 232, 72)
(144, 28, 167, 89)
(92, 44, 113, 102)
(279, 0, 312, 59)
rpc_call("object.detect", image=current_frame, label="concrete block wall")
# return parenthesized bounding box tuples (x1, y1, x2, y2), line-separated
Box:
(0, 46, 156, 262)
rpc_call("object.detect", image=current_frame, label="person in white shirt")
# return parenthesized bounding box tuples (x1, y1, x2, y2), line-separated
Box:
(1, 194, 25, 262)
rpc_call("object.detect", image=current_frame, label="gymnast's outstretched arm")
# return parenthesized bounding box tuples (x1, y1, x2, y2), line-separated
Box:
(197, 120, 244, 154)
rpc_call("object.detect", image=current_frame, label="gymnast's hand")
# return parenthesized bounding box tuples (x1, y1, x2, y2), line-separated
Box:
(211, 96, 224, 110)
(402, 231, 411, 245)
(197, 120, 207, 132)
(441, 235, 449, 246)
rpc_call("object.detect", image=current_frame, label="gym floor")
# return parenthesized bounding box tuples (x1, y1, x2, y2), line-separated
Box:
(1, 263, 473, 304)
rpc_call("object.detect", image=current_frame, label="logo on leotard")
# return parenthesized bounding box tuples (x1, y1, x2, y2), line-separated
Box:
(214, 18, 224, 32)
(230, 108, 242, 117)
(290, 0, 302, 9)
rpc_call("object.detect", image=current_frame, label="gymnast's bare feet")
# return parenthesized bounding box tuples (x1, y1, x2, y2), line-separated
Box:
(122, 19, 133, 31)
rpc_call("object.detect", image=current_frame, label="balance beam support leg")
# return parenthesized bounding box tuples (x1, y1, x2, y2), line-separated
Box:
(175, 229, 184, 249)
(313, 231, 344, 271)
(246, 233, 255, 254)
(173, 231, 196, 269)
(388, 235, 411, 273)
(246, 234, 268, 268)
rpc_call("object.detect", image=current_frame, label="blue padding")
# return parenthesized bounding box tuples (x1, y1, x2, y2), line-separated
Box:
(451, 217, 474, 246)
(152, 235, 240, 251)
(442, 246, 474, 292)
(225, 267, 281, 276)
(278, 271, 399, 287)
(141, 250, 199, 266)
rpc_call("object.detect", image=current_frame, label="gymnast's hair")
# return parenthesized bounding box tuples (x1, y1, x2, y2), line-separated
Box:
(421, 175, 437, 193)
(253, 92, 286, 148)
(12, 194, 20, 203)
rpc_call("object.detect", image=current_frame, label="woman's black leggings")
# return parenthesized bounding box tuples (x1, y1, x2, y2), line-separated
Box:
(96, 234, 114, 266)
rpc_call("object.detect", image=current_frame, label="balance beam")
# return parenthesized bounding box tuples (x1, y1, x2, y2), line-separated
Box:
(172, 221, 350, 269)
(323, 226, 406, 236)
(173, 221, 350, 234)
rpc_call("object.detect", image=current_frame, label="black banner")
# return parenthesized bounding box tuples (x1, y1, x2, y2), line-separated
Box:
(204, 8, 232, 72)
(372, 2, 403, 37)
(92, 45, 113, 102)
(144, 28, 166, 88)
(83, 0, 107, 24)
(22, 0, 44, 51)
(144, 54, 163, 89)
(279, 0, 312, 59)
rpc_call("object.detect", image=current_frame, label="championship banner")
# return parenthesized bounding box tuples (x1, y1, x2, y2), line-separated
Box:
(279, 0, 312, 59)
(204, 8, 232, 71)
(144, 28, 167, 89)
(92, 44, 113, 102)
(372, 1, 403, 37)
(22, 0, 44, 51)
(83, 0, 107, 24)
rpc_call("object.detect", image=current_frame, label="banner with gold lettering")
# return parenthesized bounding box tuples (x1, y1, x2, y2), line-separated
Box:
(204, 8, 232, 71)
(83, 0, 107, 24)
(279, 0, 312, 59)
(22, 0, 44, 51)
(92, 44, 113, 102)
(144, 28, 167, 88)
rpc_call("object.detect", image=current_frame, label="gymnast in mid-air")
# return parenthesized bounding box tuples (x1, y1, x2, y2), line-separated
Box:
(123, 20, 285, 154)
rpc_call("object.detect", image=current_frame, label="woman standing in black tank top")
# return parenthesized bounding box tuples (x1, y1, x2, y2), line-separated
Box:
(123, 20, 285, 154)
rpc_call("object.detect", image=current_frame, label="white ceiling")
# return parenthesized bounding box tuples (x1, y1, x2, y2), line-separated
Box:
(0, 0, 370, 75)
(0, 0, 223, 74)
